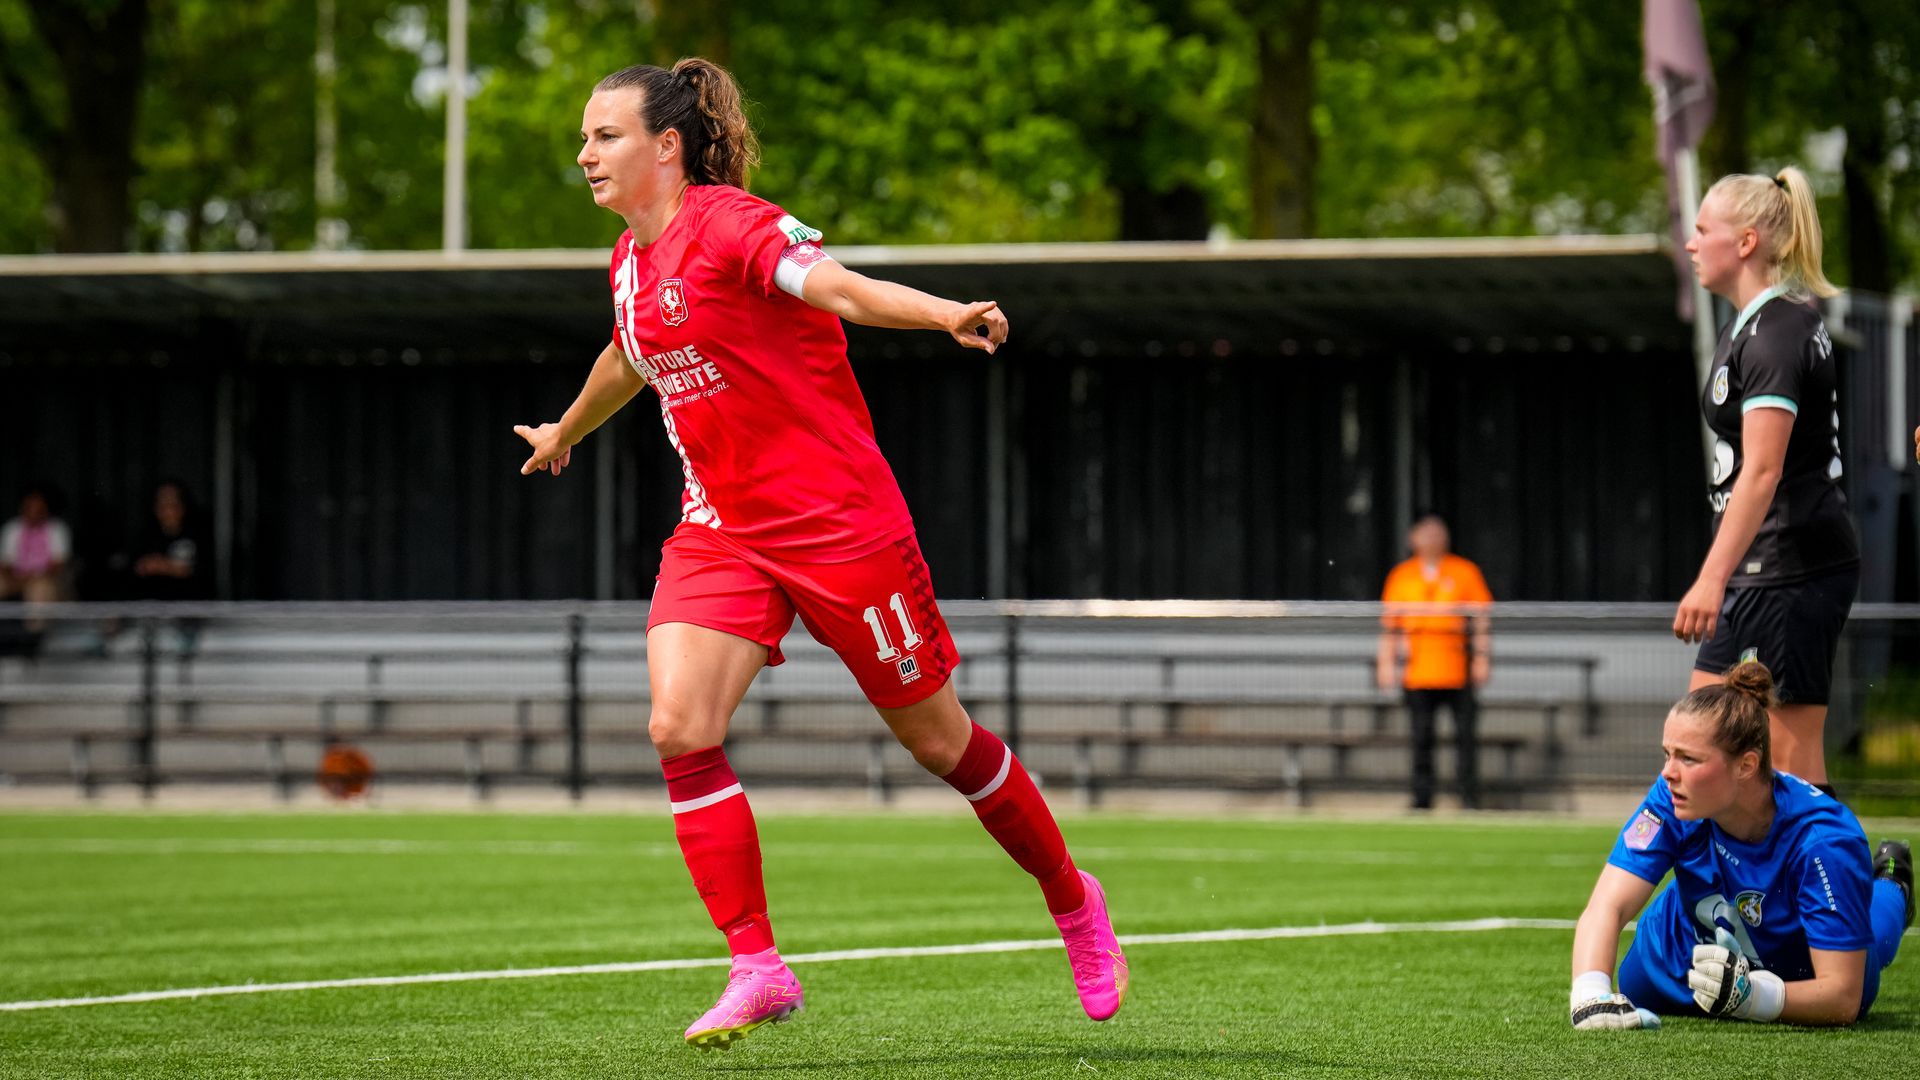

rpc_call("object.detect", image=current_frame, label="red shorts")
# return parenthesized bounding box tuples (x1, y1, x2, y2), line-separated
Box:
(647, 523, 959, 708)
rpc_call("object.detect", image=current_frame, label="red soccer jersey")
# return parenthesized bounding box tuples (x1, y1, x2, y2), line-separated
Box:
(608, 185, 914, 560)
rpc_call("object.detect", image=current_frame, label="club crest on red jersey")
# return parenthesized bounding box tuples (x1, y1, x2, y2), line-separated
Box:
(658, 278, 689, 327)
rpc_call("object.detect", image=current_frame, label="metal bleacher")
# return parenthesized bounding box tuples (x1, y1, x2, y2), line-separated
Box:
(0, 601, 1703, 807)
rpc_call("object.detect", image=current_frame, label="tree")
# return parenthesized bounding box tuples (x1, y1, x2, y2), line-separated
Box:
(1709, 0, 1920, 291)
(0, 0, 1909, 284)
(1240, 0, 1320, 239)
(0, 0, 151, 252)
(1314, 1, 1660, 239)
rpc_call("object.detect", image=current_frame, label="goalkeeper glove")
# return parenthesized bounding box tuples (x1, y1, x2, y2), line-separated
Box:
(1688, 927, 1784, 1021)
(1569, 970, 1661, 1030)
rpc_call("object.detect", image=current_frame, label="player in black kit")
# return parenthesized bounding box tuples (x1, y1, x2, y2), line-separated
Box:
(1673, 165, 1858, 794)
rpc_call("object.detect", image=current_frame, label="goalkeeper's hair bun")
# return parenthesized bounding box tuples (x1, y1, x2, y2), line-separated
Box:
(1673, 661, 1775, 774)
(1721, 660, 1778, 707)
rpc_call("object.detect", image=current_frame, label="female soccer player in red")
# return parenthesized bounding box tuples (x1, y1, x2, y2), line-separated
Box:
(513, 58, 1127, 1050)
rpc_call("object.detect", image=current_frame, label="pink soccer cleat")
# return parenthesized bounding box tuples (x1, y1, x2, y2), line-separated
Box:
(1053, 870, 1129, 1020)
(682, 951, 805, 1050)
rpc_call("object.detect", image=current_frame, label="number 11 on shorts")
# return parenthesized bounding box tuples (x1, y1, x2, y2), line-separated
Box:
(863, 593, 923, 661)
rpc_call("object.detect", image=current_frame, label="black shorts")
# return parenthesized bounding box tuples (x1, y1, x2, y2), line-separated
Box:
(1694, 565, 1858, 705)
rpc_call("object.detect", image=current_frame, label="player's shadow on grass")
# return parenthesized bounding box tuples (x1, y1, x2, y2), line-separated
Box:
(704, 1047, 1304, 1073)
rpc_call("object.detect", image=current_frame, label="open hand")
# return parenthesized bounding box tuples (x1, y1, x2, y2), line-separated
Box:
(513, 423, 575, 476)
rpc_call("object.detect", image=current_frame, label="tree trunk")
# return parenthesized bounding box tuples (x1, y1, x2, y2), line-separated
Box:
(1834, 1, 1892, 293)
(3, 0, 151, 252)
(1246, 0, 1320, 239)
(649, 0, 731, 66)
(1702, 7, 1757, 178)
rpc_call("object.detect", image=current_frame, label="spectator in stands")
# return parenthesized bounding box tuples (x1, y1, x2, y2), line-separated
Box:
(1, 485, 73, 606)
(1377, 512, 1493, 810)
(127, 480, 211, 602)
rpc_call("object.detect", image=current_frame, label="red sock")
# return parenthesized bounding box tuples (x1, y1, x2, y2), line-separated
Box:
(941, 723, 1086, 914)
(661, 746, 775, 957)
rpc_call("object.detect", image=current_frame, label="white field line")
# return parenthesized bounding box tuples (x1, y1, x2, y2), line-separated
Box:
(0, 917, 1577, 1013)
(0, 837, 1599, 868)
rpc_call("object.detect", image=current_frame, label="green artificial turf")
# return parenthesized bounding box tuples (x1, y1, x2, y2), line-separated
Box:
(0, 810, 1913, 1078)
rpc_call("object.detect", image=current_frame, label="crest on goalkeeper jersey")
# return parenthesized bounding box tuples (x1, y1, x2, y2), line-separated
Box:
(1735, 890, 1764, 927)
(1624, 808, 1662, 851)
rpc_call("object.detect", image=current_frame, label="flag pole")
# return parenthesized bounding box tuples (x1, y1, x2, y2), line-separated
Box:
(1674, 143, 1717, 472)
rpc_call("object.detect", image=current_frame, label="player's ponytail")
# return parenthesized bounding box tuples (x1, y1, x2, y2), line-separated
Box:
(671, 58, 759, 190)
(593, 58, 760, 190)
(1771, 166, 1837, 300)
(1675, 661, 1775, 775)
(1703, 166, 1838, 302)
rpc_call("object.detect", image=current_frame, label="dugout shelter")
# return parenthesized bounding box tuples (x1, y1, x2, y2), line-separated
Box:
(2, 235, 1912, 604)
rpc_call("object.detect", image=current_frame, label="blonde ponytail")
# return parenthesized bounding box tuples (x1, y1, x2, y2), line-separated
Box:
(1704, 166, 1838, 301)
(1772, 166, 1837, 299)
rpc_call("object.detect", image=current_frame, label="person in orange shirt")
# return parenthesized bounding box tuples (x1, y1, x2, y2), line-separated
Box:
(1376, 513, 1493, 810)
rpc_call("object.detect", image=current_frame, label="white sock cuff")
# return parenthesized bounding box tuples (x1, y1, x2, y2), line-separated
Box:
(964, 746, 1014, 802)
(669, 783, 745, 814)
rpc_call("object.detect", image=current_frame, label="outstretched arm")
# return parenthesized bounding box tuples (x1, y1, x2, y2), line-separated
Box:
(799, 260, 1008, 354)
(1573, 865, 1657, 980)
(513, 341, 648, 476)
(1569, 864, 1661, 1030)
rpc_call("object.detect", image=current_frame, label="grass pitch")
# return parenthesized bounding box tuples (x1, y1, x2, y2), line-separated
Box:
(1, 808, 1914, 1078)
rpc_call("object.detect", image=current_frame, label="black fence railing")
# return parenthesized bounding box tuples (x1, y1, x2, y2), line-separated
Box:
(2, 601, 1915, 807)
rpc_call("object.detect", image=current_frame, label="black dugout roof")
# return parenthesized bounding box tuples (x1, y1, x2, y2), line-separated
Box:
(0, 234, 1686, 364)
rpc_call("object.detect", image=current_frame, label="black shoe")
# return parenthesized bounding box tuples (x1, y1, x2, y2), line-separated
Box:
(1875, 839, 1914, 929)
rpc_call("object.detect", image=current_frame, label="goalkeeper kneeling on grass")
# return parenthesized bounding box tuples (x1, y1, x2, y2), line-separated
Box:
(1569, 661, 1911, 1029)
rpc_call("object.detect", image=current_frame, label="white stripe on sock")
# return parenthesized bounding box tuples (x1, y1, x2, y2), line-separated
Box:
(964, 746, 1013, 802)
(668, 783, 744, 814)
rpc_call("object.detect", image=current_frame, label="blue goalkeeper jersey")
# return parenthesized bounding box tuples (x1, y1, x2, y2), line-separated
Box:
(1608, 772, 1875, 980)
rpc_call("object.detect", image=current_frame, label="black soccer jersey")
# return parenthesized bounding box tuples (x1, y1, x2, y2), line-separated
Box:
(1701, 284, 1859, 586)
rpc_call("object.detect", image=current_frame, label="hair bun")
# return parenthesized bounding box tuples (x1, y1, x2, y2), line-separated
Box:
(1722, 659, 1777, 707)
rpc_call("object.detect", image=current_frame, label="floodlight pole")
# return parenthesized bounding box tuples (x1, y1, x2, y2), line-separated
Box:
(314, 0, 344, 250)
(442, 0, 469, 253)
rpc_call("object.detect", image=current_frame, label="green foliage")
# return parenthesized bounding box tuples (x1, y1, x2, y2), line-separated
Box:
(135, 0, 317, 251)
(1315, 1, 1663, 238)
(0, 0, 1912, 274)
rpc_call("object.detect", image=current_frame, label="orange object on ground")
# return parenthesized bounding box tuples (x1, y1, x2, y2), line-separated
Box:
(316, 744, 375, 799)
